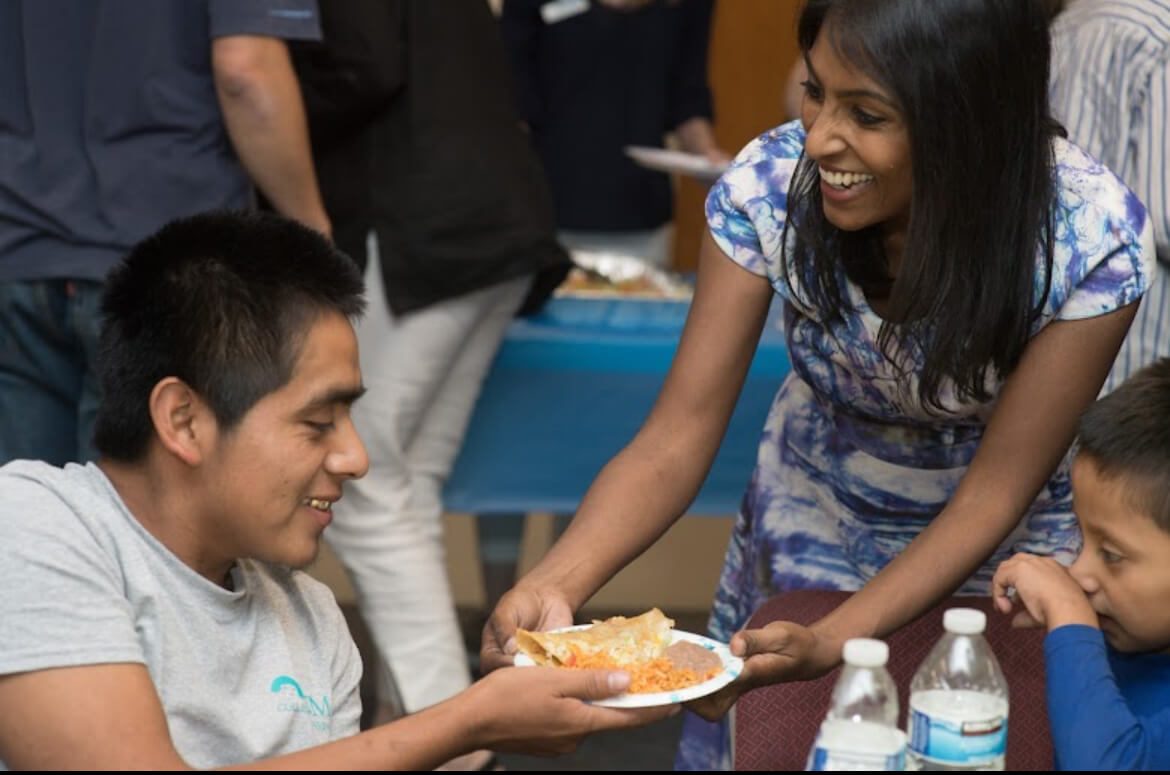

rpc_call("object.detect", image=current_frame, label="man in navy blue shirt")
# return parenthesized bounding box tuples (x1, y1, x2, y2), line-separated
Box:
(0, 0, 329, 466)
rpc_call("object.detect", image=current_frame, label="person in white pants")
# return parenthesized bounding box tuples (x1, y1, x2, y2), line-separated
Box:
(288, 2, 574, 769)
(327, 241, 532, 720)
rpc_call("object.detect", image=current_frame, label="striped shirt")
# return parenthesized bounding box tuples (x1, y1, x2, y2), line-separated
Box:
(1050, 0, 1170, 391)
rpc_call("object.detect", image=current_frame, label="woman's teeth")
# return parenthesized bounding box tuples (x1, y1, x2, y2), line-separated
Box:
(819, 168, 875, 189)
(304, 498, 331, 511)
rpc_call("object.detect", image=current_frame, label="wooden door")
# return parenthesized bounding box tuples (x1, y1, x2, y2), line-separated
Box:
(672, 0, 803, 271)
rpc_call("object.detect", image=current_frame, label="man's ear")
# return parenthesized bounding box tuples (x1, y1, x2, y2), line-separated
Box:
(148, 378, 213, 467)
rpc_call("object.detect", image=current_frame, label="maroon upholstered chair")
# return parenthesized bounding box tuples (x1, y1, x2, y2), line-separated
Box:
(734, 590, 1053, 770)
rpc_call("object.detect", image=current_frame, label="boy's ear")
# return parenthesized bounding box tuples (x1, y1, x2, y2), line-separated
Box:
(148, 378, 213, 467)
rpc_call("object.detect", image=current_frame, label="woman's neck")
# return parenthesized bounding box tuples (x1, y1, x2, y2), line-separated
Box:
(882, 224, 907, 279)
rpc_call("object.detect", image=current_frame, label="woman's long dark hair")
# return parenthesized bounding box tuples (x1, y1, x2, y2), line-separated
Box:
(783, 0, 1062, 410)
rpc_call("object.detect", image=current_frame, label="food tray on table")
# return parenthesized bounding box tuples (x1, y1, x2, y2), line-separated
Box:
(550, 252, 693, 332)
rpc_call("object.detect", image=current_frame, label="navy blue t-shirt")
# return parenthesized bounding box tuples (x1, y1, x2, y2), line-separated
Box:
(0, 0, 320, 282)
(1046, 624, 1170, 770)
(498, 0, 716, 231)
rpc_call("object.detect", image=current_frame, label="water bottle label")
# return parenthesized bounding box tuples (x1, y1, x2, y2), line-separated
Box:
(908, 699, 1007, 767)
(810, 744, 906, 771)
(809, 721, 907, 771)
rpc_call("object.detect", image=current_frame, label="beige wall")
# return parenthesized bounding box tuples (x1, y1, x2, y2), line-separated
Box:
(308, 512, 734, 618)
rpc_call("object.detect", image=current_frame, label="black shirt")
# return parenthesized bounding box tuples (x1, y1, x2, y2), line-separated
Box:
(292, 0, 570, 315)
(499, 0, 716, 231)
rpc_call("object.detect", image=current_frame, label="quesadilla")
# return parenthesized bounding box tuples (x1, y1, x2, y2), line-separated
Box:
(515, 608, 674, 667)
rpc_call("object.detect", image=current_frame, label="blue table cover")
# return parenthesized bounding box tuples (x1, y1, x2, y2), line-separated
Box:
(443, 296, 790, 516)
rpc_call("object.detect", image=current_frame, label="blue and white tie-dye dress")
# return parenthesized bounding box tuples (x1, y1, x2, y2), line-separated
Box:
(676, 120, 1155, 770)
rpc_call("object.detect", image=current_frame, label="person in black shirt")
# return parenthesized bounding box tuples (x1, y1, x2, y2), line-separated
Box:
(500, 0, 730, 267)
(289, 2, 571, 769)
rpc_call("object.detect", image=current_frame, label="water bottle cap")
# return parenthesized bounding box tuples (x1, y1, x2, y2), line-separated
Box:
(943, 608, 987, 634)
(842, 637, 889, 667)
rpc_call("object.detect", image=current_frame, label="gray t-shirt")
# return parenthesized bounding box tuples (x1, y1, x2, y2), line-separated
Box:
(0, 460, 362, 769)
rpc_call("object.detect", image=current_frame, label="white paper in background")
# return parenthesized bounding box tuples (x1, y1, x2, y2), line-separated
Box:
(541, 0, 590, 24)
(624, 146, 730, 182)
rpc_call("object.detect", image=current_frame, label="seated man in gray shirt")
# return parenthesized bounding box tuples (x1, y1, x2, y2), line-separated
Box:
(0, 210, 672, 770)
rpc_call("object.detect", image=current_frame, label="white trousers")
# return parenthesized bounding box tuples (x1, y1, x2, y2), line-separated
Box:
(1102, 259, 1170, 395)
(327, 233, 532, 712)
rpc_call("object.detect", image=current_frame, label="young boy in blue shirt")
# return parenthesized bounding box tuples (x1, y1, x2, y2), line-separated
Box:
(993, 357, 1170, 770)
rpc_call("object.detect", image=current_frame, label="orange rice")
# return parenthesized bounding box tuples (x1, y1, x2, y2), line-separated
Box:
(566, 649, 721, 693)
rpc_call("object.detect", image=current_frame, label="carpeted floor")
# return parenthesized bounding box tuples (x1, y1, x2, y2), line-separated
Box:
(496, 711, 685, 771)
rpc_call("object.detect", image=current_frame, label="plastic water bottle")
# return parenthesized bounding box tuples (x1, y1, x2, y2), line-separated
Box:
(906, 608, 1009, 771)
(807, 638, 908, 771)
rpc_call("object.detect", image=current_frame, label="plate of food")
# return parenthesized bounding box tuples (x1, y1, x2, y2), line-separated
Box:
(511, 608, 744, 708)
(554, 251, 694, 300)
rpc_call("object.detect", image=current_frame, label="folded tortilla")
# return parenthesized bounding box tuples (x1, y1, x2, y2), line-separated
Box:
(515, 608, 674, 667)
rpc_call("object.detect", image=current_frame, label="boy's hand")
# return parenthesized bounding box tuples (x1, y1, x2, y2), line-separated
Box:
(991, 552, 1098, 631)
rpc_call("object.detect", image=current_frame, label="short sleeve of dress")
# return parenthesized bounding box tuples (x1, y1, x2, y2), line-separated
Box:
(1045, 138, 1155, 322)
(705, 120, 807, 296)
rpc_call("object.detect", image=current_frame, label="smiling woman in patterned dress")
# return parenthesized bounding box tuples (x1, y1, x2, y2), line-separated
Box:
(480, 0, 1157, 768)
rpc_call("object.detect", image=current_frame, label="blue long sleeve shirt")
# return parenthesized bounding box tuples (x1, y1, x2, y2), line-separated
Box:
(1046, 624, 1170, 770)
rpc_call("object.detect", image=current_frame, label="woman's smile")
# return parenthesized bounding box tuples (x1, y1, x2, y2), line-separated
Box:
(819, 165, 877, 202)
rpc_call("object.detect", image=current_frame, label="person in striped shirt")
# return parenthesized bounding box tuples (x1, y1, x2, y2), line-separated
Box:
(1049, 0, 1170, 393)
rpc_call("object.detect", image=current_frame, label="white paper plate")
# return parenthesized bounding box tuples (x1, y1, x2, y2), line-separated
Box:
(513, 627, 744, 708)
(623, 146, 729, 182)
